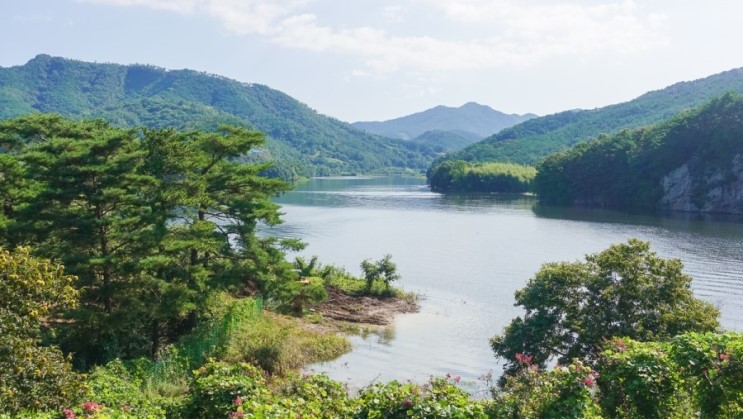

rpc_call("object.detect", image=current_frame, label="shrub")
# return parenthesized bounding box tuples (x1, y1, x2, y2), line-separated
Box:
(597, 338, 690, 418)
(0, 247, 85, 414)
(491, 360, 602, 418)
(189, 360, 269, 417)
(670, 332, 743, 417)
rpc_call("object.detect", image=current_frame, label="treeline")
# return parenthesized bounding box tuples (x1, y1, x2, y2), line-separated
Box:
(432, 67, 743, 168)
(534, 93, 743, 209)
(428, 160, 536, 192)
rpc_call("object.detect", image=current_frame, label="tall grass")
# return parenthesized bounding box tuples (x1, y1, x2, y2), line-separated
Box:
(141, 297, 263, 396)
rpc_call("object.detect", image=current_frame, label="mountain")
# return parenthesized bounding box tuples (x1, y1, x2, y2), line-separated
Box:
(535, 93, 743, 214)
(436, 67, 743, 168)
(0, 54, 438, 178)
(352, 102, 536, 140)
(409, 130, 481, 153)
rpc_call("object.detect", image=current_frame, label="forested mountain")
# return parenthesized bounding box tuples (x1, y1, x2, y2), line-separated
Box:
(0, 54, 438, 178)
(408, 130, 481, 152)
(352, 102, 536, 140)
(435, 67, 743, 167)
(535, 94, 743, 213)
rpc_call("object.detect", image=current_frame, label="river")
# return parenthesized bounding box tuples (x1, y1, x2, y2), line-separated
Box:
(269, 176, 743, 393)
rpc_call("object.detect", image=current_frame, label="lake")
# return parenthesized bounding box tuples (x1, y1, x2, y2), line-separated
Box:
(270, 176, 743, 393)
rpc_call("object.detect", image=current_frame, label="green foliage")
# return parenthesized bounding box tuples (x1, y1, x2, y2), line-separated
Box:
(222, 312, 351, 374)
(280, 276, 328, 314)
(490, 360, 602, 418)
(435, 68, 743, 168)
(428, 160, 536, 193)
(0, 114, 299, 367)
(491, 239, 720, 377)
(355, 377, 490, 418)
(84, 359, 169, 417)
(361, 254, 401, 293)
(669, 332, 743, 417)
(0, 247, 85, 414)
(534, 93, 743, 210)
(0, 54, 439, 178)
(189, 360, 269, 417)
(598, 338, 689, 418)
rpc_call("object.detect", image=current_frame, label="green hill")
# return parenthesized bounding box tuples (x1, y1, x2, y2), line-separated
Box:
(0, 54, 438, 178)
(352, 102, 536, 140)
(534, 93, 743, 213)
(409, 129, 481, 152)
(435, 68, 743, 168)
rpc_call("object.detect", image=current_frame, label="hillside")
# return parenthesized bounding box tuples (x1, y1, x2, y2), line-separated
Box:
(352, 102, 535, 140)
(409, 129, 481, 152)
(435, 67, 743, 168)
(0, 54, 438, 178)
(535, 93, 743, 213)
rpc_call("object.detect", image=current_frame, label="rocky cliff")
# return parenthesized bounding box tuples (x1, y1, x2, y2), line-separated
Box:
(660, 154, 743, 214)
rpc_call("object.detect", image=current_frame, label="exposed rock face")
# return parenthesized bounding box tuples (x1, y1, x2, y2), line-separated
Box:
(660, 154, 743, 214)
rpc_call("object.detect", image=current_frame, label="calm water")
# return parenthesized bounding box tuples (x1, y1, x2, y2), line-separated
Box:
(269, 176, 743, 392)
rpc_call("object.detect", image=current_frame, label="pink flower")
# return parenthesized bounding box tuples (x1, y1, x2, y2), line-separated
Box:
(720, 353, 731, 361)
(234, 396, 243, 406)
(453, 375, 461, 383)
(63, 409, 76, 419)
(446, 373, 451, 378)
(228, 412, 245, 419)
(584, 376, 595, 387)
(515, 352, 533, 366)
(82, 401, 102, 413)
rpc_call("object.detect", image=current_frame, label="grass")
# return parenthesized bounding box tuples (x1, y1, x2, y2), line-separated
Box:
(222, 311, 351, 375)
(320, 264, 415, 300)
(89, 293, 351, 407)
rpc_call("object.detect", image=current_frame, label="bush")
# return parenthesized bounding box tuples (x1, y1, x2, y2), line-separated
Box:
(598, 338, 690, 418)
(189, 360, 269, 417)
(355, 377, 489, 418)
(491, 359, 602, 418)
(670, 332, 743, 417)
(0, 247, 85, 414)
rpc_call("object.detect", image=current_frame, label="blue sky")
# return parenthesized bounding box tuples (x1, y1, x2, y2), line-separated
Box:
(2, 0, 742, 122)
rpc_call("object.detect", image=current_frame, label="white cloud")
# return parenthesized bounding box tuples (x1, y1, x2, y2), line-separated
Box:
(77, 0, 670, 74)
(383, 6, 405, 24)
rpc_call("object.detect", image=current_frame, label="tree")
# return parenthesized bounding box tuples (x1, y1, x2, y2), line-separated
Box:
(491, 239, 720, 379)
(0, 115, 301, 366)
(361, 254, 401, 293)
(0, 247, 85, 413)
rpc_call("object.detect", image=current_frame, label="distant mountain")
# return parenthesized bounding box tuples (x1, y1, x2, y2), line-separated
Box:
(409, 130, 481, 153)
(535, 93, 743, 214)
(352, 102, 536, 140)
(0, 55, 438, 178)
(436, 67, 743, 167)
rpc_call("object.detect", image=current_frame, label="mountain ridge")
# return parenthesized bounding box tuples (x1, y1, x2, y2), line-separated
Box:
(352, 102, 536, 141)
(0, 54, 438, 178)
(434, 67, 743, 168)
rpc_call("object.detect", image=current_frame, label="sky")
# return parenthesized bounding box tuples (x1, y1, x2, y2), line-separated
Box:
(2, 1, 743, 122)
